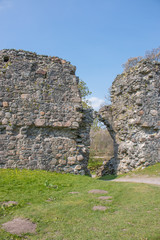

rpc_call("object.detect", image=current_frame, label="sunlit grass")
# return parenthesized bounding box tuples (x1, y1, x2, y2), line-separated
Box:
(0, 168, 160, 240)
(126, 163, 160, 177)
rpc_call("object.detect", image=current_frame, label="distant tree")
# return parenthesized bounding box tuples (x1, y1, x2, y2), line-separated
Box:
(104, 86, 112, 105)
(78, 79, 92, 109)
(90, 127, 114, 156)
(91, 117, 105, 131)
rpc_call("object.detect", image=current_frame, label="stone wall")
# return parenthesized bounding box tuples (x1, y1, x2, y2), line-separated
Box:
(0, 49, 93, 175)
(1, 50, 159, 176)
(98, 60, 160, 175)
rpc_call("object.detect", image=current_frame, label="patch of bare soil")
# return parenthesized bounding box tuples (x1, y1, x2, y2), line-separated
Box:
(88, 189, 108, 194)
(113, 176, 160, 185)
(2, 218, 36, 235)
(2, 201, 18, 207)
(93, 206, 107, 211)
(69, 192, 79, 194)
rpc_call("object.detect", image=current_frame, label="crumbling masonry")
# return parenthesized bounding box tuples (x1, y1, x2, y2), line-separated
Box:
(98, 59, 160, 175)
(0, 49, 159, 175)
(0, 49, 93, 175)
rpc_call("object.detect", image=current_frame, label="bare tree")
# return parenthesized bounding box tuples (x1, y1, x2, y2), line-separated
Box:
(90, 128, 114, 157)
(122, 56, 142, 72)
(145, 46, 160, 62)
(122, 46, 160, 72)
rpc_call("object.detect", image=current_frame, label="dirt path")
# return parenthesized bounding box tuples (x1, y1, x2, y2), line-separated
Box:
(111, 176, 160, 185)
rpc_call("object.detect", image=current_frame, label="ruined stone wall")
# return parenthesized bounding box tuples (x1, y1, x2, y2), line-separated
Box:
(0, 49, 93, 175)
(99, 60, 160, 175)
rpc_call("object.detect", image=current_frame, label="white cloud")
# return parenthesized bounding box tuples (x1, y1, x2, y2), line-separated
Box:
(0, 0, 12, 10)
(87, 97, 105, 111)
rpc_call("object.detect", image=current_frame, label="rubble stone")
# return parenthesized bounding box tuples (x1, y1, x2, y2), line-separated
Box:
(97, 60, 160, 176)
(0, 49, 93, 175)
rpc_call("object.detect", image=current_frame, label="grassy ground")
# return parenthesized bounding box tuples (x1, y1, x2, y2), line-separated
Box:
(124, 163, 160, 177)
(100, 163, 160, 180)
(87, 156, 104, 172)
(0, 167, 160, 240)
(88, 150, 113, 173)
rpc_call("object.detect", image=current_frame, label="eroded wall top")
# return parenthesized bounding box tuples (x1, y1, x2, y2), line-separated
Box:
(0, 49, 82, 128)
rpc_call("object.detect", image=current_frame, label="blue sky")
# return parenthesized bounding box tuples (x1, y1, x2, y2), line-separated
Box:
(0, 0, 160, 109)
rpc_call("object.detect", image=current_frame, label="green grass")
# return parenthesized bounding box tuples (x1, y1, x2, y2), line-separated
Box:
(125, 163, 160, 177)
(88, 150, 113, 174)
(0, 168, 160, 240)
(88, 157, 104, 172)
(100, 163, 160, 181)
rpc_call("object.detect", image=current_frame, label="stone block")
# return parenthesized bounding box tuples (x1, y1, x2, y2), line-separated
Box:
(2, 118, 8, 125)
(142, 122, 150, 128)
(64, 121, 71, 127)
(58, 145, 63, 150)
(34, 119, 45, 126)
(56, 153, 62, 159)
(21, 94, 30, 99)
(69, 147, 76, 152)
(61, 59, 66, 64)
(138, 110, 144, 116)
(40, 111, 45, 116)
(0, 111, 4, 117)
(3, 102, 9, 107)
(150, 110, 158, 116)
(59, 160, 66, 165)
(50, 159, 58, 165)
(5, 112, 11, 118)
(74, 165, 82, 170)
(36, 69, 47, 75)
(53, 122, 62, 127)
(8, 144, 15, 150)
(77, 155, 84, 161)
(68, 156, 76, 165)
(72, 122, 79, 128)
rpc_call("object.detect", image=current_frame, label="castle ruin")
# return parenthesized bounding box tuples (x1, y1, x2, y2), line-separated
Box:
(0, 49, 93, 175)
(0, 49, 159, 175)
(98, 59, 160, 175)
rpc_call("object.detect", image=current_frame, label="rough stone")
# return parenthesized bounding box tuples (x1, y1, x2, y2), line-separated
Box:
(77, 155, 84, 161)
(97, 60, 160, 176)
(74, 165, 82, 170)
(0, 49, 93, 175)
(92, 206, 107, 211)
(2, 201, 18, 207)
(2, 102, 9, 107)
(2, 218, 36, 235)
(2, 118, 8, 125)
(21, 94, 30, 99)
(1, 49, 159, 176)
(69, 192, 79, 194)
(34, 119, 45, 126)
(88, 189, 108, 194)
(150, 110, 158, 116)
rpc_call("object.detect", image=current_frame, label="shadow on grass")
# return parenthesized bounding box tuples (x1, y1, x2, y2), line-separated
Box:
(98, 174, 118, 181)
